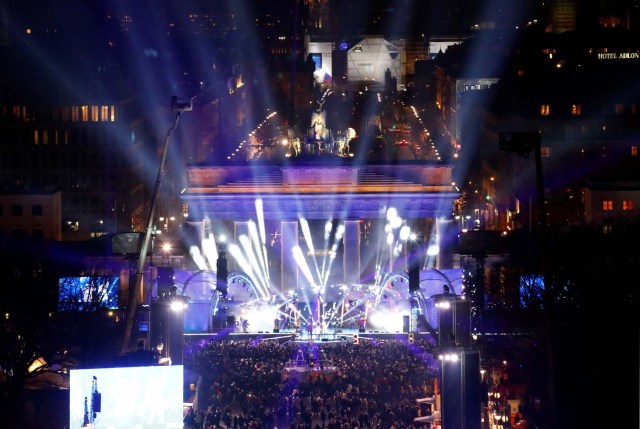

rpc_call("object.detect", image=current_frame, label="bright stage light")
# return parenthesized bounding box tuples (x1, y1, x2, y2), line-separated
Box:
(427, 244, 440, 256)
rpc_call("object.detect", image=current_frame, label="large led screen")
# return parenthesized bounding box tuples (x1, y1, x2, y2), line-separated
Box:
(57, 276, 120, 311)
(70, 365, 184, 429)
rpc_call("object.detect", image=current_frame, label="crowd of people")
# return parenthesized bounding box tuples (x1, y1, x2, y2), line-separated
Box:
(183, 336, 439, 429)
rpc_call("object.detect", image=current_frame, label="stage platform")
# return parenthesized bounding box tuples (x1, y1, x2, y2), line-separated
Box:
(184, 330, 433, 344)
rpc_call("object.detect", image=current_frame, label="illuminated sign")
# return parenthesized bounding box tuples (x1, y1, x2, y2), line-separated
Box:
(597, 52, 640, 60)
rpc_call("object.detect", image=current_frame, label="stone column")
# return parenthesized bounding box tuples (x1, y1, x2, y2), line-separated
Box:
(343, 220, 361, 285)
(436, 218, 454, 269)
(233, 221, 250, 272)
(281, 220, 299, 295)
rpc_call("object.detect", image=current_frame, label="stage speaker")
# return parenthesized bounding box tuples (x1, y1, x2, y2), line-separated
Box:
(273, 329, 279, 333)
(437, 296, 471, 347)
(358, 328, 365, 333)
(402, 315, 410, 333)
(409, 263, 420, 293)
(408, 240, 420, 292)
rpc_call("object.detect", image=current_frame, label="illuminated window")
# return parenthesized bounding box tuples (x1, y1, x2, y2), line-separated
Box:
(81, 105, 89, 122)
(622, 200, 633, 211)
(540, 104, 550, 116)
(517, 69, 524, 76)
(541, 146, 551, 157)
(71, 106, 80, 122)
(602, 200, 613, 211)
(91, 105, 99, 122)
(603, 224, 613, 234)
(614, 103, 624, 115)
(101, 105, 109, 121)
(34, 130, 39, 145)
(632, 146, 638, 157)
(571, 104, 582, 115)
(110, 105, 116, 122)
(43, 130, 49, 145)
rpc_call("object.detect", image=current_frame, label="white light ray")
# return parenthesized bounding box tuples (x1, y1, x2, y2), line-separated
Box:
(320, 220, 333, 285)
(254, 199, 270, 280)
(292, 245, 316, 288)
(248, 221, 270, 284)
(202, 233, 219, 270)
(399, 225, 411, 242)
(299, 217, 322, 284)
(238, 234, 270, 298)
(227, 243, 265, 298)
(189, 246, 208, 271)
(321, 223, 344, 287)
(324, 220, 332, 241)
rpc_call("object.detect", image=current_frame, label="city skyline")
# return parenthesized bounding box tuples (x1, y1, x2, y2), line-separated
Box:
(0, 2, 638, 429)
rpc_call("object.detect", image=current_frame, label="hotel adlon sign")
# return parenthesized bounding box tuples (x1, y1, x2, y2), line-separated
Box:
(597, 51, 640, 60)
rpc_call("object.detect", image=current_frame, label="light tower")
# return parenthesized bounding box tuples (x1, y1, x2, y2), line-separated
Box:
(434, 288, 481, 429)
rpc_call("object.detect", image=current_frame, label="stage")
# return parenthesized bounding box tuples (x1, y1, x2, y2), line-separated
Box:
(184, 330, 432, 345)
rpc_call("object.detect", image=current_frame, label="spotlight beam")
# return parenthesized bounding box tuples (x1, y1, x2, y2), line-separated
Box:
(299, 218, 323, 286)
(238, 235, 270, 298)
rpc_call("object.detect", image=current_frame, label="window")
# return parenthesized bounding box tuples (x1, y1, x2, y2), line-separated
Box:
(571, 104, 582, 116)
(622, 200, 633, 211)
(81, 105, 89, 122)
(632, 146, 638, 157)
(10, 229, 25, 239)
(32, 229, 44, 242)
(32, 204, 43, 216)
(12, 205, 23, 216)
(101, 105, 110, 121)
(71, 106, 80, 122)
(603, 224, 613, 234)
(60, 106, 69, 122)
(614, 103, 624, 115)
(540, 104, 550, 116)
(541, 146, 551, 157)
(91, 105, 99, 122)
(602, 200, 613, 211)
